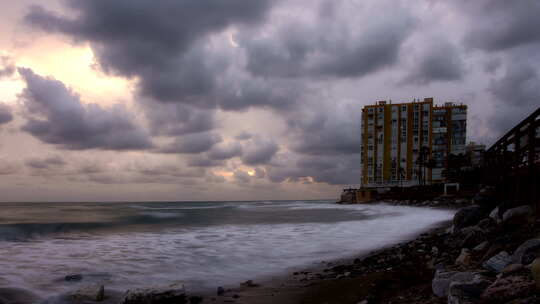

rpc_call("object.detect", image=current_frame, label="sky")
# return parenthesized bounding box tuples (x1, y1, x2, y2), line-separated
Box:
(0, 0, 539, 202)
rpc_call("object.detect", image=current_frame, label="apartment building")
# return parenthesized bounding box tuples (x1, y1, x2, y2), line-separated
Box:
(360, 97, 467, 186)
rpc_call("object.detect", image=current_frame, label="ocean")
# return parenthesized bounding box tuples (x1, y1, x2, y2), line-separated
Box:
(0, 200, 454, 299)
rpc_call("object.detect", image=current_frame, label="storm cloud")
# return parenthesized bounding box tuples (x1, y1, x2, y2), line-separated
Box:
(0, 103, 13, 125)
(18, 68, 153, 150)
(24, 0, 274, 109)
(159, 132, 222, 154)
(241, 138, 279, 165)
(243, 1, 415, 79)
(402, 40, 464, 85)
(461, 1, 540, 52)
(25, 155, 66, 169)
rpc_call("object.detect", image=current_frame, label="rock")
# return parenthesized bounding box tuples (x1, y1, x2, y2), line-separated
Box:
(0, 288, 41, 304)
(240, 280, 259, 288)
(65, 274, 83, 282)
(460, 226, 487, 249)
(481, 275, 535, 303)
(472, 190, 496, 211)
(217, 287, 225, 296)
(453, 206, 486, 231)
(432, 270, 475, 297)
(189, 296, 203, 304)
(513, 239, 540, 265)
(477, 218, 496, 232)
(502, 264, 524, 276)
(120, 284, 186, 304)
(431, 246, 439, 256)
(483, 251, 512, 273)
(447, 274, 491, 304)
(473, 241, 490, 252)
(531, 258, 540, 290)
(69, 284, 105, 302)
(489, 207, 501, 223)
(502, 205, 533, 227)
(456, 249, 472, 266)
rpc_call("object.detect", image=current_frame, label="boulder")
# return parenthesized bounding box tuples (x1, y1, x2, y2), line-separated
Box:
(69, 284, 105, 302)
(531, 258, 540, 290)
(453, 206, 486, 231)
(120, 284, 186, 304)
(447, 275, 491, 304)
(0, 288, 41, 304)
(481, 275, 535, 303)
(472, 189, 496, 210)
(65, 274, 83, 282)
(513, 239, 540, 265)
(483, 251, 512, 273)
(432, 270, 475, 297)
(460, 226, 487, 249)
(217, 286, 225, 296)
(456, 249, 472, 266)
(473, 241, 490, 252)
(240, 280, 259, 288)
(502, 205, 533, 228)
(502, 264, 525, 277)
(489, 207, 501, 223)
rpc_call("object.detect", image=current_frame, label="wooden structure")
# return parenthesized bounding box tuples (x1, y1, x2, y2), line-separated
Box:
(484, 107, 540, 211)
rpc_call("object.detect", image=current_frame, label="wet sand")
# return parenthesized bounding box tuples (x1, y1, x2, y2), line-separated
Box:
(199, 221, 452, 304)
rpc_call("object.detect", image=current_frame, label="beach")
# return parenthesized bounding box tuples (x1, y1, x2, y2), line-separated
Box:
(0, 200, 454, 303)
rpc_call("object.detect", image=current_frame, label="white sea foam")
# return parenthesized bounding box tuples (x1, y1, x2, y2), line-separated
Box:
(0, 203, 453, 299)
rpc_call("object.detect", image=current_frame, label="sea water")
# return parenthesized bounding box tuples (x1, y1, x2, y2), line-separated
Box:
(0, 200, 453, 298)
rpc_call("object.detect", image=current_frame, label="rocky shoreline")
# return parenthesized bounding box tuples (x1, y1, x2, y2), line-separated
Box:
(195, 191, 540, 304)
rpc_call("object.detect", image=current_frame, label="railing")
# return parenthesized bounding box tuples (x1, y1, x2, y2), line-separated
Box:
(484, 107, 540, 209)
(486, 107, 540, 168)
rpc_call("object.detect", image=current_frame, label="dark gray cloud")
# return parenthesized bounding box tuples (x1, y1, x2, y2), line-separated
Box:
(487, 61, 540, 135)
(254, 168, 266, 179)
(460, 1, 540, 52)
(287, 102, 361, 155)
(241, 138, 278, 165)
(0, 55, 15, 79)
(159, 132, 222, 154)
(242, 2, 415, 79)
(141, 101, 216, 136)
(0, 103, 13, 125)
(266, 154, 360, 185)
(484, 57, 502, 74)
(18, 68, 153, 150)
(489, 64, 540, 105)
(25, 155, 66, 169)
(208, 142, 243, 160)
(24, 0, 275, 109)
(187, 156, 224, 168)
(402, 40, 464, 85)
(127, 163, 205, 178)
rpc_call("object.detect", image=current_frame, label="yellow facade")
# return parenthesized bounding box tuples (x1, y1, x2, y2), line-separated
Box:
(360, 98, 467, 186)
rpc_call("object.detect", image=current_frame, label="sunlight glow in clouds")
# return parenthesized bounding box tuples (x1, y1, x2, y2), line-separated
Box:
(17, 45, 132, 106)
